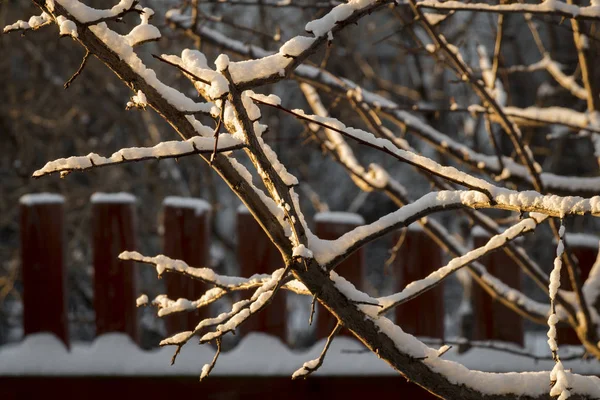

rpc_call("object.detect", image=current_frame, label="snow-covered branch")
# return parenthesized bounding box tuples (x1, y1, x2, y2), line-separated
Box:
(166, 0, 395, 90)
(33, 135, 245, 178)
(300, 83, 563, 326)
(377, 215, 547, 315)
(3, 12, 52, 34)
(188, 24, 600, 197)
(292, 322, 341, 379)
(416, 0, 600, 21)
(14, 0, 600, 396)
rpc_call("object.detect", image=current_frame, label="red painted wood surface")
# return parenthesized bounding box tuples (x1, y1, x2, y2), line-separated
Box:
(92, 194, 139, 343)
(237, 208, 286, 341)
(1, 376, 437, 400)
(162, 198, 211, 335)
(315, 212, 365, 339)
(472, 231, 523, 346)
(20, 195, 69, 348)
(394, 227, 445, 339)
(557, 240, 598, 345)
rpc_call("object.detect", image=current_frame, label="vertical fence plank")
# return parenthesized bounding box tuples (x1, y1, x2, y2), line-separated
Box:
(393, 224, 445, 339)
(91, 193, 138, 343)
(162, 197, 211, 335)
(315, 212, 365, 339)
(20, 193, 69, 347)
(557, 234, 599, 345)
(471, 227, 523, 346)
(237, 206, 286, 341)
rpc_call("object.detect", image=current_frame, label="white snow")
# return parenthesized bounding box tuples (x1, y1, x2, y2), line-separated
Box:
(215, 54, 230, 72)
(86, 22, 213, 113)
(55, 0, 135, 24)
(560, 233, 600, 249)
(257, 138, 298, 186)
(3, 19, 31, 33)
(549, 226, 566, 301)
(417, 0, 600, 21)
(163, 196, 211, 215)
(196, 269, 286, 344)
(437, 344, 451, 356)
(477, 45, 506, 106)
(170, 0, 374, 86)
(228, 54, 288, 83)
(292, 244, 314, 259)
(19, 193, 64, 205)
(90, 192, 136, 204)
(550, 361, 572, 399)
(280, 36, 315, 57)
(3, 12, 50, 33)
(237, 204, 251, 214)
(56, 16, 78, 38)
(124, 23, 160, 47)
(540, 54, 587, 100)
(292, 358, 320, 379)
(228, 158, 292, 237)
(126, 90, 148, 109)
(1, 332, 598, 391)
(305, 0, 376, 37)
(190, 25, 600, 196)
(546, 225, 569, 397)
(33, 134, 243, 177)
(161, 50, 229, 100)
(300, 83, 391, 193)
(378, 216, 544, 313)
(247, 91, 281, 106)
(308, 191, 490, 266)
(136, 294, 148, 307)
(119, 251, 275, 289)
(314, 211, 365, 226)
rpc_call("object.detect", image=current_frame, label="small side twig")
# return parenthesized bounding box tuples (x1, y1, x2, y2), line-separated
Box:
(151, 54, 211, 85)
(200, 338, 222, 381)
(309, 295, 317, 325)
(384, 228, 406, 273)
(211, 98, 226, 165)
(64, 50, 90, 89)
(292, 323, 341, 379)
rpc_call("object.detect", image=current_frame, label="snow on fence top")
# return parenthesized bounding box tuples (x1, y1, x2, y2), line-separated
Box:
(314, 211, 365, 226)
(407, 221, 425, 232)
(163, 196, 211, 215)
(0, 332, 598, 377)
(90, 192, 136, 204)
(472, 225, 523, 243)
(562, 233, 600, 249)
(19, 193, 64, 205)
(237, 204, 252, 214)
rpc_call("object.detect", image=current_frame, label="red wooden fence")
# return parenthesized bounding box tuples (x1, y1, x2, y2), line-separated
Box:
(91, 192, 139, 343)
(314, 211, 366, 338)
(15, 193, 600, 398)
(15, 192, 591, 380)
(471, 227, 523, 346)
(15, 194, 554, 348)
(19, 194, 69, 348)
(162, 197, 212, 335)
(394, 224, 445, 339)
(237, 206, 287, 341)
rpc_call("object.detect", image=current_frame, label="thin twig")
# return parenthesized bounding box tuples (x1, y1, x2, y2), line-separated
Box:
(292, 323, 341, 379)
(211, 98, 226, 165)
(151, 54, 211, 85)
(384, 228, 406, 274)
(64, 50, 90, 89)
(200, 338, 222, 381)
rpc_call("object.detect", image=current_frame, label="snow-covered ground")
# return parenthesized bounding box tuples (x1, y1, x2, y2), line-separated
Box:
(0, 332, 598, 377)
